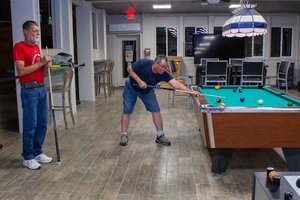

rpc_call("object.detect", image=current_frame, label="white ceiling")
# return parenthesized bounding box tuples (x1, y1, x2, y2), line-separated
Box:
(86, 0, 300, 15)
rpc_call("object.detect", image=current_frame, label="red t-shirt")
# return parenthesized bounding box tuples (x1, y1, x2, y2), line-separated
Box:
(13, 41, 44, 84)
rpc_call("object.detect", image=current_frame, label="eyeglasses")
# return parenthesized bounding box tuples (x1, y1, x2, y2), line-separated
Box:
(157, 62, 168, 69)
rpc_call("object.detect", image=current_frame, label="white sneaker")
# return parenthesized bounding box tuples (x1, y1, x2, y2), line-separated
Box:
(34, 154, 53, 164)
(23, 159, 41, 170)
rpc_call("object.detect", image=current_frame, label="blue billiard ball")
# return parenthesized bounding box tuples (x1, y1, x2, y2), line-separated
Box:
(238, 87, 243, 93)
(233, 88, 237, 92)
(240, 97, 245, 102)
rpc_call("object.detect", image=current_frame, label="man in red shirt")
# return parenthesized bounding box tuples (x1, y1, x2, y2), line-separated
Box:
(13, 20, 52, 170)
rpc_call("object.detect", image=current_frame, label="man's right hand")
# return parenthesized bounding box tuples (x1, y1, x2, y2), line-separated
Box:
(41, 55, 52, 68)
(138, 81, 147, 89)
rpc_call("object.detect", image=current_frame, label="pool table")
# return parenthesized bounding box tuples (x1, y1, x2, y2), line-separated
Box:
(192, 85, 300, 173)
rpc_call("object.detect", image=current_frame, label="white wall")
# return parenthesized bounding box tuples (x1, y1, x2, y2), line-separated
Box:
(266, 14, 300, 84)
(11, 0, 81, 132)
(107, 12, 300, 86)
(11, 0, 40, 133)
(76, 1, 95, 101)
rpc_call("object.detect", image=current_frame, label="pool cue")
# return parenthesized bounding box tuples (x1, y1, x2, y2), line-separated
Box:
(135, 84, 225, 99)
(46, 47, 61, 165)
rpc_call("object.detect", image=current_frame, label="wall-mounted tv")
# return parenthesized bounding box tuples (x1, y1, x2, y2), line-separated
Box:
(193, 34, 246, 64)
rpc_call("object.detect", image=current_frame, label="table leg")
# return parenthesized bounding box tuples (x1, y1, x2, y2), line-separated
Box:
(282, 148, 300, 171)
(211, 148, 234, 173)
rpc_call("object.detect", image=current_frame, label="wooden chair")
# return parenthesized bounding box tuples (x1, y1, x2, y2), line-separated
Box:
(48, 67, 75, 129)
(107, 60, 115, 96)
(166, 57, 192, 108)
(94, 60, 115, 99)
(94, 60, 108, 97)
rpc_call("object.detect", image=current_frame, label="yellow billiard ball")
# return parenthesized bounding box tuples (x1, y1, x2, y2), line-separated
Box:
(258, 99, 263, 105)
(220, 103, 225, 107)
(215, 85, 221, 90)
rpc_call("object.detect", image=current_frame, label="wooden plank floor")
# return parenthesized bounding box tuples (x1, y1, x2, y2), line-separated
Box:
(0, 88, 296, 200)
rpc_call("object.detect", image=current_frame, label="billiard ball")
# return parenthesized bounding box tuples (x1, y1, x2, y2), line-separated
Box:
(287, 102, 293, 107)
(240, 97, 245, 102)
(238, 87, 243, 93)
(216, 98, 221, 103)
(215, 85, 221, 90)
(220, 103, 225, 107)
(233, 88, 237, 92)
(258, 99, 263, 105)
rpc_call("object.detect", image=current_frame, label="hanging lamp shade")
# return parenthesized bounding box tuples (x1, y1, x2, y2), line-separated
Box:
(222, 4, 267, 37)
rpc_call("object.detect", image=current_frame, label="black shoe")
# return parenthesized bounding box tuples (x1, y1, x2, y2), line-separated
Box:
(155, 134, 171, 146)
(120, 134, 128, 146)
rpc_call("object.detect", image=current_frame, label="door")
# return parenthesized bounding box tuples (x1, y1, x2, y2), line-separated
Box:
(115, 35, 140, 86)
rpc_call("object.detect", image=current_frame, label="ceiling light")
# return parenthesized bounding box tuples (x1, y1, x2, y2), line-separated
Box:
(153, 4, 171, 9)
(222, 3, 267, 37)
(207, 0, 220, 4)
(229, 4, 241, 9)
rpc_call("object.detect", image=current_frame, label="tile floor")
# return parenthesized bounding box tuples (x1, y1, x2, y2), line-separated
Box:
(0, 87, 299, 200)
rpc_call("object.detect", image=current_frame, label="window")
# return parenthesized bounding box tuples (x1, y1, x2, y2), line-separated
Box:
(245, 37, 252, 57)
(156, 27, 166, 55)
(40, 0, 53, 48)
(271, 27, 292, 57)
(92, 12, 97, 49)
(184, 26, 207, 57)
(253, 36, 263, 56)
(185, 27, 195, 57)
(156, 27, 178, 56)
(168, 27, 177, 56)
(245, 36, 264, 57)
(282, 28, 292, 56)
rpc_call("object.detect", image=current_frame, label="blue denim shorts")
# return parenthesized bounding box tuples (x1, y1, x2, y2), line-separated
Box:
(123, 78, 160, 114)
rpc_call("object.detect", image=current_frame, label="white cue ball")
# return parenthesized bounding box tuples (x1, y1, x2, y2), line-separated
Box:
(258, 99, 263, 105)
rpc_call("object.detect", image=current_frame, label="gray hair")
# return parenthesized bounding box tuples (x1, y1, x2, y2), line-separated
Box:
(23, 20, 38, 30)
(154, 54, 168, 64)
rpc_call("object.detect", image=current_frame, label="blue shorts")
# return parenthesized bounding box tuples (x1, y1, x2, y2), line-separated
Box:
(123, 78, 160, 114)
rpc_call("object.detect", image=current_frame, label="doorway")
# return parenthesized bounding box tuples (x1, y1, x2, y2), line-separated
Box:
(115, 35, 140, 86)
(0, 1, 18, 132)
(72, 4, 80, 105)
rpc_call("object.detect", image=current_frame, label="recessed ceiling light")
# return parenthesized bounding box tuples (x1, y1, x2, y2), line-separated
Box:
(153, 4, 171, 9)
(229, 4, 241, 9)
(207, 0, 220, 4)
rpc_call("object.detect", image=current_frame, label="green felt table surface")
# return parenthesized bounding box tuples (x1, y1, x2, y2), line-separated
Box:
(198, 85, 300, 107)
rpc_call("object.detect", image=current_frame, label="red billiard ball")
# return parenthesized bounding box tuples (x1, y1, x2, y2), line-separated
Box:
(216, 98, 221, 103)
(240, 97, 245, 102)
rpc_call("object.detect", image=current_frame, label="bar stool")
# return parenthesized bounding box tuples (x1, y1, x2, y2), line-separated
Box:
(98, 60, 115, 99)
(48, 67, 75, 129)
(107, 60, 115, 96)
(94, 60, 107, 96)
